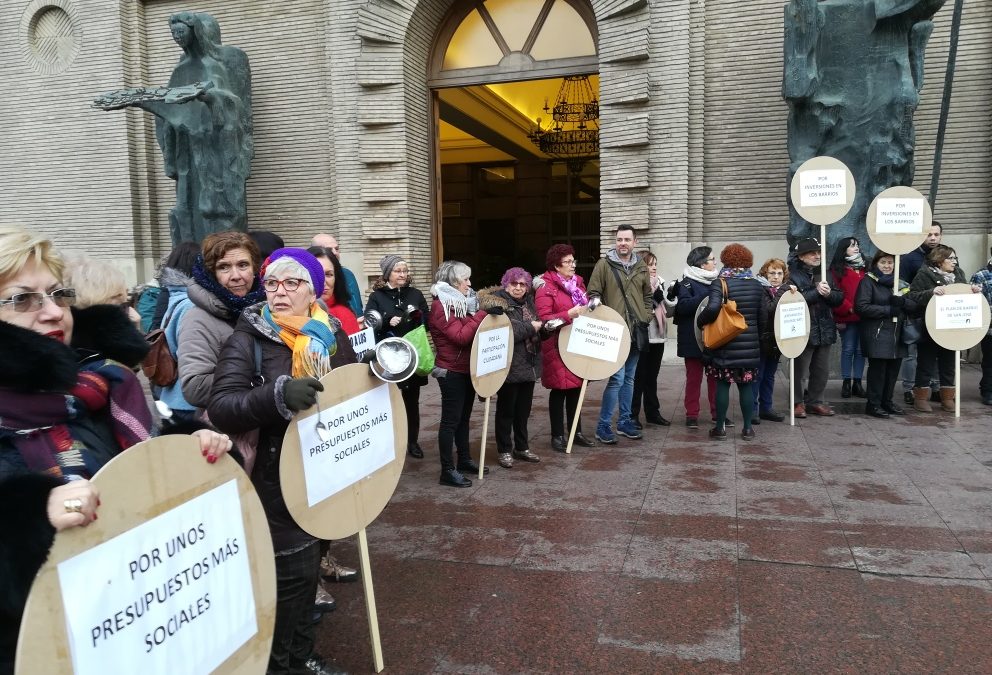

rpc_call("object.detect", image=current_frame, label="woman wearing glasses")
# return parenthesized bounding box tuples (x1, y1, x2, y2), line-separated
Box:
(535, 244, 596, 451)
(907, 245, 981, 412)
(208, 247, 355, 675)
(0, 226, 231, 674)
(480, 267, 545, 468)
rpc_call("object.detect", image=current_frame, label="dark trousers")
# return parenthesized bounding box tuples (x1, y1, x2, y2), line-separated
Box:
(495, 380, 535, 451)
(915, 335, 955, 387)
(794, 343, 832, 404)
(269, 541, 321, 674)
(400, 383, 422, 446)
(981, 334, 992, 396)
(632, 342, 664, 418)
(866, 358, 902, 407)
(437, 372, 475, 470)
(549, 387, 582, 437)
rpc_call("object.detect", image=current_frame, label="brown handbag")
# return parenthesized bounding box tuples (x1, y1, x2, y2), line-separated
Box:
(141, 328, 179, 387)
(703, 278, 747, 349)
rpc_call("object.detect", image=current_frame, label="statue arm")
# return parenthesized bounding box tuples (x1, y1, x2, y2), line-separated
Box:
(909, 20, 935, 91)
(873, 0, 946, 21)
(783, 0, 821, 100)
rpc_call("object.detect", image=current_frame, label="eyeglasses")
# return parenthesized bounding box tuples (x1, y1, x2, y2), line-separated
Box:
(560, 259, 577, 266)
(0, 288, 76, 313)
(508, 281, 528, 287)
(263, 277, 309, 292)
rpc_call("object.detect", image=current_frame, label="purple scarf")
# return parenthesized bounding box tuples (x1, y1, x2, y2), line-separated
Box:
(554, 272, 588, 306)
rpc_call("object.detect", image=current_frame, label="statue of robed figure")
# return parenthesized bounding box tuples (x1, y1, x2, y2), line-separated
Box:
(783, 0, 946, 254)
(95, 12, 253, 243)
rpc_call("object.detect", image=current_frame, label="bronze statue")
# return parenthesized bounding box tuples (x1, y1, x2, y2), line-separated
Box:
(95, 12, 253, 243)
(784, 0, 946, 254)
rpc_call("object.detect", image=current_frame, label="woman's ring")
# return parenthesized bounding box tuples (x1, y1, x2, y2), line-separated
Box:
(64, 498, 84, 514)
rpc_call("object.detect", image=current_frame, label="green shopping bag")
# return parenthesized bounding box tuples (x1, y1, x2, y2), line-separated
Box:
(404, 324, 436, 377)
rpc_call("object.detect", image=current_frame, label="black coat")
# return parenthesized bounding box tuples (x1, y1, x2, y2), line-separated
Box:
(208, 306, 356, 553)
(697, 276, 766, 369)
(854, 273, 920, 360)
(787, 261, 843, 346)
(672, 276, 712, 358)
(364, 282, 429, 388)
(759, 285, 788, 358)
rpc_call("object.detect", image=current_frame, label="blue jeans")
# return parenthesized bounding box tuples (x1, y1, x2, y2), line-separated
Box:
(599, 348, 640, 430)
(839, 324, 864, 379)
(754, 353, 780, 412)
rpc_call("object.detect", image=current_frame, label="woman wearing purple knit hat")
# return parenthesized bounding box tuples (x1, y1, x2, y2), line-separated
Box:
(365, 254, 429, 458)
(209, 246, 356, 674)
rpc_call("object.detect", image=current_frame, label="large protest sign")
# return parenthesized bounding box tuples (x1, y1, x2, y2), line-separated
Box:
(790, 156, 856, 282)
(281, 362, 408, 672)
(558, 304, 631, 452)
(469, 313, 515, 479)
(866, 185, 931, 299)
(17, 436, 276, 675)
(924, 283, 992, 417)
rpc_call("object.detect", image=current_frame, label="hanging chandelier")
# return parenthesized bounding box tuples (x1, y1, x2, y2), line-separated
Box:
(529, 75, 599, 158)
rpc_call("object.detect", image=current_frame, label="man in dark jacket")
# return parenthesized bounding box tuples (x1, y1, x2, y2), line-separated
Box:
(898, 221, 942, 402)
(586, 225, 652, 444)
(788, 238, 843, 417)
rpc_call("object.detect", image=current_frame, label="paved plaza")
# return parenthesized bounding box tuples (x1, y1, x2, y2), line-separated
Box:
(317, 361, 992, 673)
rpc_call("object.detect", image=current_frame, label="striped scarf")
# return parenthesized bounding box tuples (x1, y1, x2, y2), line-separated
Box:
(262, 302, 339, 377)
(0, 359, 151, 479)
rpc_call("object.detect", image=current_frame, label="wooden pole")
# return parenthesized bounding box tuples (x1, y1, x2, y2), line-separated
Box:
(358, 528, 384, 673)
(820, 225, 828, 287)
(790, 358, 795, 426)
(893, 255, 901, 323)
(955, 350, 961, 418)
(478, 396, 490, 480)
(565, 378, 589, 454)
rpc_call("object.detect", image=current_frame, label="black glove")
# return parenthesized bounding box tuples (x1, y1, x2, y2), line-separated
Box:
(283, 377, 324, 412)
(486, 306, 505, 316)
(666, 283, 679, 302)
(889, 294, 906, 309)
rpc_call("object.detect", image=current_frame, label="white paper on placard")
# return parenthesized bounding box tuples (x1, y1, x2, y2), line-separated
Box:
(935, 294, 982, 330)
(566, 316, 623, 362)
(348, 327, 376, 360)
(799, 169, 847, 207)
(876, 197, 925, 234)
(57, 480, 256, 675)
(778, 303, 808, 337)
(475, 326, 510, 377)
(297, 383, 394, 507)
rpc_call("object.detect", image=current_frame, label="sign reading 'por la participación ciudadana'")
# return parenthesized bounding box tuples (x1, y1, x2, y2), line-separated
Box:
(57, 479, 257, 674)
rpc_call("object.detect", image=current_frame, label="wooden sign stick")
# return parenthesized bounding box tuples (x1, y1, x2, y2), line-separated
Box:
(358, 528, 384, 673)
(478, 396, 491, 480)
(955, 350, 961, 418)
(790, 359, 796, 426)
(565, 378, 589, 454)
(820, 225, 828, 286)
(893, 255, 901, 323)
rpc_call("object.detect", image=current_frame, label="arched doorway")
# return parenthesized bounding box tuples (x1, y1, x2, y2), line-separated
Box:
(430, 0, 600, 285)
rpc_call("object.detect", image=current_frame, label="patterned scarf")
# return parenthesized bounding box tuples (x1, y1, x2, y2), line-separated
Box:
(845, 253, 865, 270)
(0, 359, 151, 479)
(719, 267, 755, 279)
(929, 266, 956, 286)
(191, 255, 266, 314)
(262, 302, 339, 377)
(554, 272, 588, 306)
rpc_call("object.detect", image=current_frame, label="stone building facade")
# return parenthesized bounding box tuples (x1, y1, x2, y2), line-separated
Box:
(1, 0, 989, 292)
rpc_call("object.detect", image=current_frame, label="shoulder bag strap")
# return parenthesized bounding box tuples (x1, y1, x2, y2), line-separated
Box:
(609, 264, 640, 324)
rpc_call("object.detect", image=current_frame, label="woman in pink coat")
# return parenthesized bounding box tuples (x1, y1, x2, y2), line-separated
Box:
(535, 244, 597, 451)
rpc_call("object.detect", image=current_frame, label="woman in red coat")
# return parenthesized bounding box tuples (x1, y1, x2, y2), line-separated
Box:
(429, 260, 489, 488)
(535, 244, 596, 451)
(829, 237, 867, 398)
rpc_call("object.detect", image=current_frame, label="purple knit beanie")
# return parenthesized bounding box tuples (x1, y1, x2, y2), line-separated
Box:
(260, 247, 326, 299)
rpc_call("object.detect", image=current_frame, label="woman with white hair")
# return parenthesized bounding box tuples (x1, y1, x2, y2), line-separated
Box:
(208, 247, 355, 675)
(429, 260, 493, 488)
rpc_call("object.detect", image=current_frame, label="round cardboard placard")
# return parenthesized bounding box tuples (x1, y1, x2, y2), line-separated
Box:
(558, 303, 632, 381)
(17, 435, 276, 675)
(774, 289, 812, 359)
(280, 363, 407, 541)
(470, 313, 515, 398)
(866, 186, 931, 256)
(924, 283, 991, 351)
(789, 156, 856, 226)
(693, 297, 707, 353)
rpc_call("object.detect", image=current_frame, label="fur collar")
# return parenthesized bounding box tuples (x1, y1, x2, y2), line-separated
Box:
(70, 305, 150, 368)
(0, 319, 78, 392)
(476, 285, 509, 312)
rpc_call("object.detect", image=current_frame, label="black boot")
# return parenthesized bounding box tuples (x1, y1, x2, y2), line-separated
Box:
(407, 442, 423, 459)
(456, 457, 489, 475)
(440, 468, 472, 488)
(551, 435, 566, 452)
(852, 379, 866, 398)
(841, 378, 852, 398)
(865, 403, 889, 419)
(573, 432, 597, 447)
